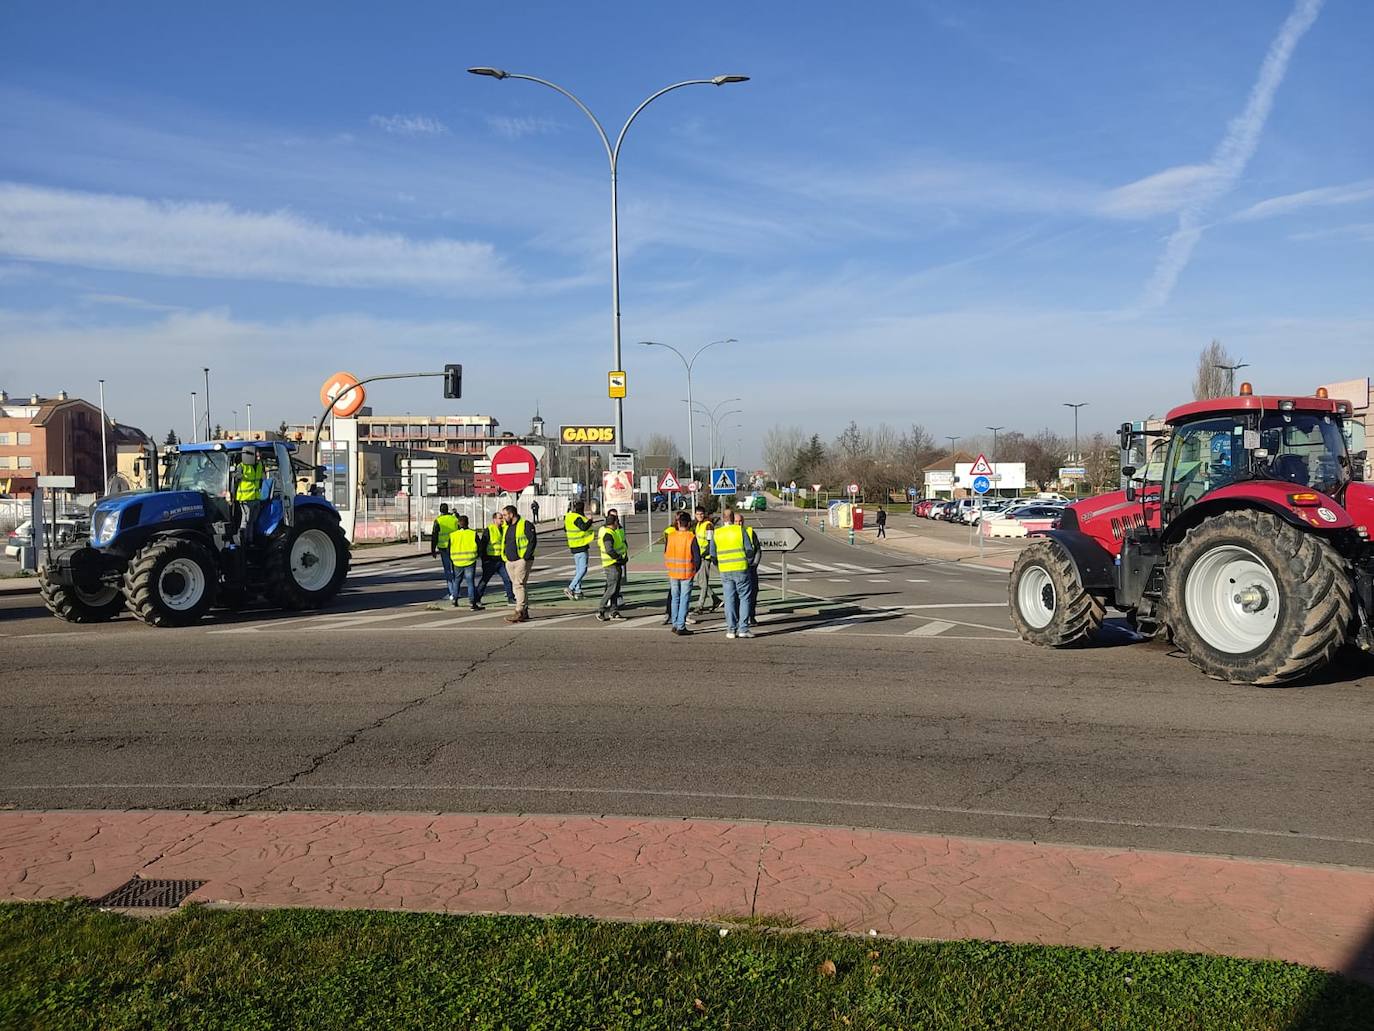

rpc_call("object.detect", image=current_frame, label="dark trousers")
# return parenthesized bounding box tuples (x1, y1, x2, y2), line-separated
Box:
(478, 558, 514, 601)
(599, 563, 625, 615)
(877, 522, 887, 538)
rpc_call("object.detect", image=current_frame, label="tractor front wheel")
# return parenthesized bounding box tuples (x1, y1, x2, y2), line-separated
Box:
(1008, 540, 1105, 647)
(39, 578, 124, 623)
(124, 537, 219, 627)
(1163, 510, 1352, 685)
(268, 510, 350, 610)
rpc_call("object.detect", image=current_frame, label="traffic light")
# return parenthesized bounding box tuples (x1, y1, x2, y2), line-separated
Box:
(443, 363, 463, 399)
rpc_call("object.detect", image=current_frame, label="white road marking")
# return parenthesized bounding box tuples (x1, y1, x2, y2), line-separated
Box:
(834, 562, 883, 574)
(906, 579, 929, 583)
(314, 611, 435, 630)
(826, 578, 850, 583)
(899, 602, 1006, 609)
(906, 619, 956, 637)
(803, 611, 902, 633)
(868, 578, 891, 583)
(794, 560, 846, 573)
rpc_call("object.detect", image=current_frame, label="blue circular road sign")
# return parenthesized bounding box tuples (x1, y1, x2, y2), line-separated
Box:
(907, 487, 918, 497)
(972, 475, 991, 494)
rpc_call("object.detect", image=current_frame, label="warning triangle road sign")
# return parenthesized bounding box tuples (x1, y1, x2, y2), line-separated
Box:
(657, 469, 683, 492)
(968, 453, 995, 476)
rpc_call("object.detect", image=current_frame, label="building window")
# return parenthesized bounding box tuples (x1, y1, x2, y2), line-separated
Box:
(17, 432, 31, 445)
(0, 456, 11, 469)
(0, 432, 9, 444)
(18, 456, 32, 469)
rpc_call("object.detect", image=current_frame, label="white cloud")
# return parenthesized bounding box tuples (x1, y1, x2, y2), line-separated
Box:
(368, 113, 448, 136)
(1137, 0, 1325, 311)
(1290, 222, 1374, 242)
(1230, 179, 1374, 222)
(485, 114, 561, 140)
(1098, 165, 1222, 218)
(0, 181, 517, 295)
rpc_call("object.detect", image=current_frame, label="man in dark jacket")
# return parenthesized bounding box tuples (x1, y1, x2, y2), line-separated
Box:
(502, 504, 538, 623)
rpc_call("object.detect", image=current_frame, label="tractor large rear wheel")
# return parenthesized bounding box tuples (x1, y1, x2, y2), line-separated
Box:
(268, 510, 349, 610)
(124, 537, 219, 627)
(1163, 510, 1351, 685)
(39, 577, 124, 623)
(1008, 540, 1105, 647)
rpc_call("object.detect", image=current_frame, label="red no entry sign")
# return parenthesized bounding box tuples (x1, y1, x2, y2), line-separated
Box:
(490, 445, 537, 493)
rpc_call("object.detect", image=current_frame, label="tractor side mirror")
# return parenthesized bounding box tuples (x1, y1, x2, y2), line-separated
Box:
(1122, 465, 1139, 502)
(1119, 422, 1133, 451)
(314, 465, 327, 483)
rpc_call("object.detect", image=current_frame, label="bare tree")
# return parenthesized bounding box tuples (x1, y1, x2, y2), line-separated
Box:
(637, 433, 682, 475)
(1192, 340, 1236, 400)
(1084, 432, 1120, 492)
(835, 421, 867, 460)
(761, 425, 805, 483)
(1022, 428, 1070, 490)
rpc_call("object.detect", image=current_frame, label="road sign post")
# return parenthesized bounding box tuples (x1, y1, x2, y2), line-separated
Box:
(754, 527, 803, 601)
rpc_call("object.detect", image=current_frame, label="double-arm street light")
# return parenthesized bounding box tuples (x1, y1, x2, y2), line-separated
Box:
(640, 338, 737, 493)
(470, 67, 749, 453)
(693, 404, 743, 469)
(1214, 360, 1250, 396)
(1063, 403, 1088, 464)
(986, 426, 1004, 465)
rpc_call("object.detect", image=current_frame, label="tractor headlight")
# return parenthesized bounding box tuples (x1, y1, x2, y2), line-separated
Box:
(94, 511, 120, 546)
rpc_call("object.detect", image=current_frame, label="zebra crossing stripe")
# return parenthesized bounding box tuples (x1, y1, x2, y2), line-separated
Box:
(906, 620, 956, 637)
(834, 562, 883, 574)
(802, 611, 901, 633)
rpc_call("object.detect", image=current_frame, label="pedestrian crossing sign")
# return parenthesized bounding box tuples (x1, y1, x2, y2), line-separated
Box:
(710, 467, 738, 495)
(968, 454, 995, 476)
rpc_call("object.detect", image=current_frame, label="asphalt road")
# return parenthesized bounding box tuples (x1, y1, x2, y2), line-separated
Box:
(4, 510, 1373, 868)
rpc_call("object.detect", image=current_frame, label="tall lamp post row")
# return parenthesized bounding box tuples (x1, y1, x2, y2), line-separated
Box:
(469, 68, 748, 455)
(639, 338, 736, 497)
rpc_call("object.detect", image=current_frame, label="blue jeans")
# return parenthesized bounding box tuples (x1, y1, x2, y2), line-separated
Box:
(569, 549, 589, 594)
(437, 552, 457, 599)
(478, 558, 513, 601)
(722, 571, 752, 631)
(454, 563, 478, 606)
(669, 579, 694, 629)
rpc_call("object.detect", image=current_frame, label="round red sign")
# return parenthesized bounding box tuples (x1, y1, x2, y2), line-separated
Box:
(490, 445, 537, 493)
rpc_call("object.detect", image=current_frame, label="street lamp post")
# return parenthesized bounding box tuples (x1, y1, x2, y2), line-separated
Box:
(189, 391, 198, 444)
(471, 68, 749, 453)
(986, 425, 1003, 497)
(246, 402, 253, 438)
(641, 339, 736, 498)
(687, 397, 743, 471)
(1063, 403, 1088, 463)
(202, 367, 211, 441)
(945, 436, 959, 498)
(1214, 361, 1250, 396)
(97, 379, 108, 495)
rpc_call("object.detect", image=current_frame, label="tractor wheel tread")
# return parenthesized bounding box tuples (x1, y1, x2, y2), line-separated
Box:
(1008, 540, 1105, 648)
(267, 510, 350, 611)
(123, 537, 218, 627)
(1163, 510, 1351, 685)
(38, 576, 124, 623)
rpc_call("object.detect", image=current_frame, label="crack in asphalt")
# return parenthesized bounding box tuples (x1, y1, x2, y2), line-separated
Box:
(223, 639, 516, 807)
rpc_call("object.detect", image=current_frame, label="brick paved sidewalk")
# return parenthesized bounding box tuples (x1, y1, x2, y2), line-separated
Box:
(3, 810, 1371, 982)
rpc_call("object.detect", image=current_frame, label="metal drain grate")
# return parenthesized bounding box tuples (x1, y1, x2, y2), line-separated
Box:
(91, 877, 207, 909)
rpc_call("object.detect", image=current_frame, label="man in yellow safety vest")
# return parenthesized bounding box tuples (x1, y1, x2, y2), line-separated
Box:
(595, 509, 628, 621)
(563, 500, 597, 600)
(691, 505, 719, 621)
(233, 445, 267, 545)
(448, 515, 482, 610)
(502, 504, 538, 623)
(477, 511, 516, 606)
(711, 507, 756, 639)
(430, 503, 460, 602)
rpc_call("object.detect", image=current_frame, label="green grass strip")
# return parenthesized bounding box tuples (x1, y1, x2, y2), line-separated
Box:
(3, 902, 1369, 1029)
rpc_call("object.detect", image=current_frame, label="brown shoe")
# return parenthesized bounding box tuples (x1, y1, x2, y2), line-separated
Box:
(517, 611, 531, 622)
(504, 613, 521, 624)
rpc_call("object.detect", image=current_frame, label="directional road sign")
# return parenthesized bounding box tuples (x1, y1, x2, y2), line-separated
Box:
(753, 526, 804, 552)
(657, 469, 682, 493)
(711, 467, 738, 495)
(490, 444, 537, 493)
(968, 453, 995, 476)
(609, 451, 634, 473)
(972, 475, 991, 495)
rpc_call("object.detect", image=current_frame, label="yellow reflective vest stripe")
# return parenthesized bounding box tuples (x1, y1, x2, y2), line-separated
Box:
(565, 513, 595, 549)
(509, 518, 533, 559)
(448, 528, 479, 567)
(694, 519, 713, 549)
(597, 526, 626, 567)
(485, 522, 505, 558)
(713, 524, 748, 573)
(434, 513, 459, 549)
(235, 462, 265, 503)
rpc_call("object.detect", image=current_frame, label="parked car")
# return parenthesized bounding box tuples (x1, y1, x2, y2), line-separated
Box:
(738, 492, 768, 512)
(5, 518, 83, 558)
(1002, 504, 1065, 521)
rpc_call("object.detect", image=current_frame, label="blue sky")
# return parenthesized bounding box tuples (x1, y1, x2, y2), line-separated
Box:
(1, 0, 1370, 464)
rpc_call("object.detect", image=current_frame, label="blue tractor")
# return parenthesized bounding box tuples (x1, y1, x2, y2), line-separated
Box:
(39, 440, 350, 627)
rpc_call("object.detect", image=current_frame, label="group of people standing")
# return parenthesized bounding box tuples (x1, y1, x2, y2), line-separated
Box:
(431, 499, 761, 636)
(430, 504, 537, 623)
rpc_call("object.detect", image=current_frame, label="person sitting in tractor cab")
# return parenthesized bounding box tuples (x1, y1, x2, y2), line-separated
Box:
(233, 445, 268, 545)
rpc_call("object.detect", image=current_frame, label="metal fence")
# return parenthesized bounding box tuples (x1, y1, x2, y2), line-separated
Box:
(355, 494, 573, 542)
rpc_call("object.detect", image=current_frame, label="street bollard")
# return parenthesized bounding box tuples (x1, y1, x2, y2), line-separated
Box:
(848, 528, 854, 546)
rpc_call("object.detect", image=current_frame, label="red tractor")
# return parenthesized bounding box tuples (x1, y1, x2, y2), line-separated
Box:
(1009, 385, 1374, 685)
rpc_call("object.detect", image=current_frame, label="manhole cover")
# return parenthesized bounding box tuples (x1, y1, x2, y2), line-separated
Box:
(91, 877, 207, 909)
